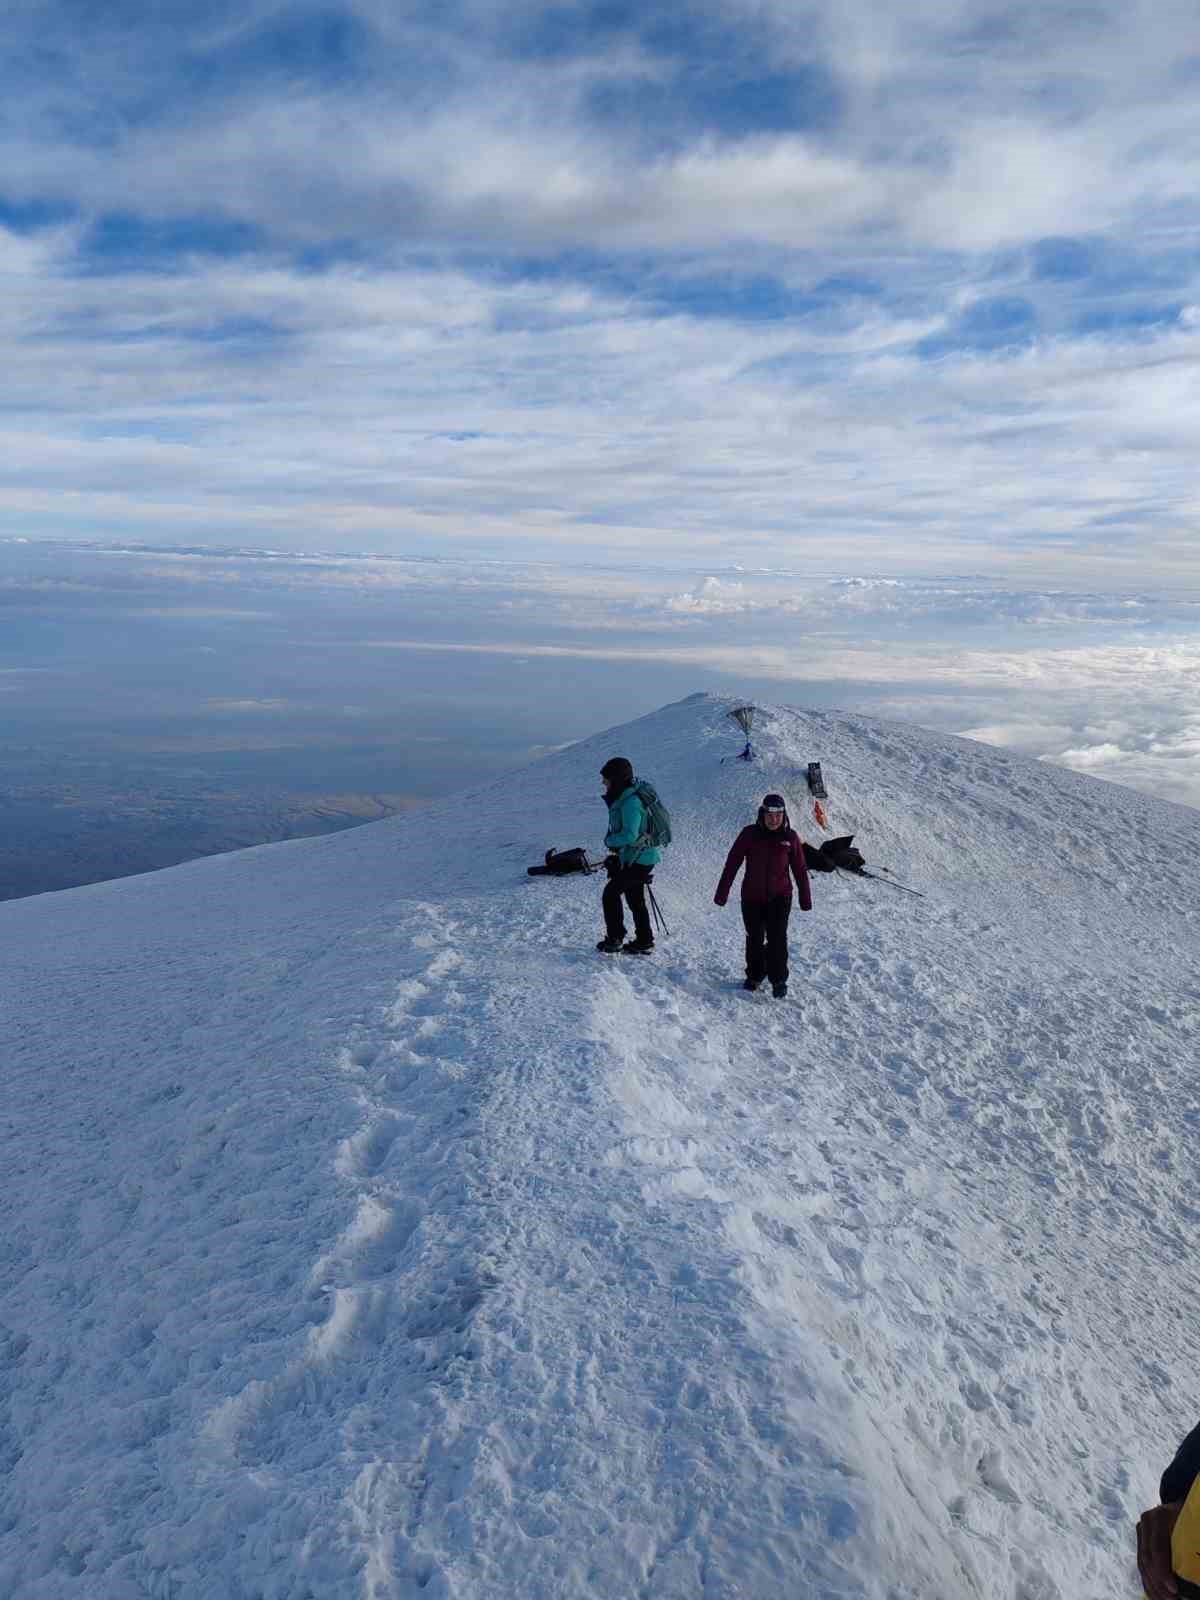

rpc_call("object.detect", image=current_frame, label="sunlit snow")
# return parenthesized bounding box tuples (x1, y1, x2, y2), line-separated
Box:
(3, 693, 1198, 1599)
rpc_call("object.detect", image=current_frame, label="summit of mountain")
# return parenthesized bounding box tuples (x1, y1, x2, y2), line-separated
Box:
(2, 692, 1197, 1599)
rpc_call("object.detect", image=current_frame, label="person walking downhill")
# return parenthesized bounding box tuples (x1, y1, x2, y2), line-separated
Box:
(597, 756, 661, 956)
(713, 792, 812, 997)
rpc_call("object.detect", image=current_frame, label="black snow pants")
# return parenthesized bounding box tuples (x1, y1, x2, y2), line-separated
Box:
(742, 895, 792, 985)
(602, 861, 654, 944)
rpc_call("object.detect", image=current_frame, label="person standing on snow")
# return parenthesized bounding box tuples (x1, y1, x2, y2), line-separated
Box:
(1138, 1421, 1200, 1599)
(597, 756, 660, 955)
(713, 792, 812, 997)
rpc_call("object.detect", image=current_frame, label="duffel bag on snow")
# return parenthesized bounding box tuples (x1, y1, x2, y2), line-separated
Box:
(527, 847, 594, 877)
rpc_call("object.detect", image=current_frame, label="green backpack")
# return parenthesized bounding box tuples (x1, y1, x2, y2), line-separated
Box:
(633, 781, 672, 849)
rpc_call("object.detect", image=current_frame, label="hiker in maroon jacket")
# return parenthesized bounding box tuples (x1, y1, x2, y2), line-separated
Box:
(713, 792, 812, 998)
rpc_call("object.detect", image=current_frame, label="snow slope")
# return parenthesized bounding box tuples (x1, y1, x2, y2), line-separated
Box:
(2, 692, 1199, 1600)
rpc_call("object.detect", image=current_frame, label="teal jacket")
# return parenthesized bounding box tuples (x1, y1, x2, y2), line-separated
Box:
(605, 785, 661, 868)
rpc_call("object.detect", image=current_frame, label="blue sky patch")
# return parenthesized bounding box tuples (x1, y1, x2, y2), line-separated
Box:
(78, 213, 265, 271)
(1031, 236, 1100, 281)
(586, 62, 843, 149)
(1074, 303, 1187, 335)
(916, 296, 1039, 359)
(0, 196, 76, 230)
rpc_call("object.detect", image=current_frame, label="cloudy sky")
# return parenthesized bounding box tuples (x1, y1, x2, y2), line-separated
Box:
(2, 2, 1199, 858)
(3, 0, 1200, 578)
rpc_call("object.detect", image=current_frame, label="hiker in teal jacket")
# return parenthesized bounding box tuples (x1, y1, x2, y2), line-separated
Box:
(597, 755, 660, 955)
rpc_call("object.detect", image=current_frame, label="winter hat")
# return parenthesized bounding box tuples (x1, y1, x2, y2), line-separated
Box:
(758, 793, 790, 830)
(601, 756, 634, 791)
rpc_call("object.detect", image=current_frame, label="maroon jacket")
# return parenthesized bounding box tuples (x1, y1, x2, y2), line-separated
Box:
(714, 825, 813, 910)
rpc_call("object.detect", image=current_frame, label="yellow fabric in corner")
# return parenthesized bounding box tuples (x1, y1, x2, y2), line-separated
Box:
(1173, 1474, 1200, 1597)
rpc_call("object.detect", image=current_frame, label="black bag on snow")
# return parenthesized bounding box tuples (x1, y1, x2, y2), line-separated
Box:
(527, 847, 594, 878)
(823, 835, 867, 872)
(804, 835, 867, 874)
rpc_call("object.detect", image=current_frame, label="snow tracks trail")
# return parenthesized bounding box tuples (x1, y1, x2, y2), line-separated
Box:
(325, 869, 1200, 1600)
(577, 892, 1198, 1600)
(322, 888, 881, 1600)
(5, 692, 1198, 1600)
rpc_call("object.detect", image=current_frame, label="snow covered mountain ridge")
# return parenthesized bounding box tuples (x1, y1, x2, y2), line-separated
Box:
(3, 692, 1198, 1600)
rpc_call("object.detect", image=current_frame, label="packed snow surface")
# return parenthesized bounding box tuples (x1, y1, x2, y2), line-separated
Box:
(3, 693, 1199, 1600)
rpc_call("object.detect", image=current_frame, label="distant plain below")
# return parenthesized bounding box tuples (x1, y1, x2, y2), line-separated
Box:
(3, 537, 1197, 900)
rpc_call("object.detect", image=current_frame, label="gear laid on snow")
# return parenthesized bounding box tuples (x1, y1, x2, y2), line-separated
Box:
(803, 834, 925, 897)
(527, 847, 596, 877)
(801, 760, 831, 830)
(819, 836, 866, 873)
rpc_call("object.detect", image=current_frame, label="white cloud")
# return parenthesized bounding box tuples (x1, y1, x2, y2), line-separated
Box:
(205, 698, 293, 712)
(7, 537, 1198, 809)
(199, 696, 368, 715)
(3, 242, 1200, 577)
(1056, 741, 1128, 768)
(6, 0, 1200, 259)
(3, 2, 1200, 581)
(363, 624, 1200, 809)
(665, 577, 749, 614)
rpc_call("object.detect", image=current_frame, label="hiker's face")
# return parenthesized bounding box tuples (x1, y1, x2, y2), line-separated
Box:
(764, 809, 784, 829)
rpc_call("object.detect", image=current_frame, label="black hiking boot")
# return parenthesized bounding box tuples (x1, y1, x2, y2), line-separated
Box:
(772, 982, 788, 999)
(596, 936, 624, 953)
(622, 939, 654, 956)
(742, 978, 761, 992)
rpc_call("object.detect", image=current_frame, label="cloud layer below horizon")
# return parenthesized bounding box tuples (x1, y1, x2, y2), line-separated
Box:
(4, 540, 1198, 812)
(2, 1, 1200, 576)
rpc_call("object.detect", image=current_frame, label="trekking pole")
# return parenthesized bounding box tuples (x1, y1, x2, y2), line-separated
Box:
(877, 867, 925, 896)
(647, 884, 671, 937)
(853, 867, 925, 899)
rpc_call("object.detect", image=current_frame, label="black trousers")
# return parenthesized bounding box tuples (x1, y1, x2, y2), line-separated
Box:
(742, 896, 792, 984)
(602, 862, 654, 944)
